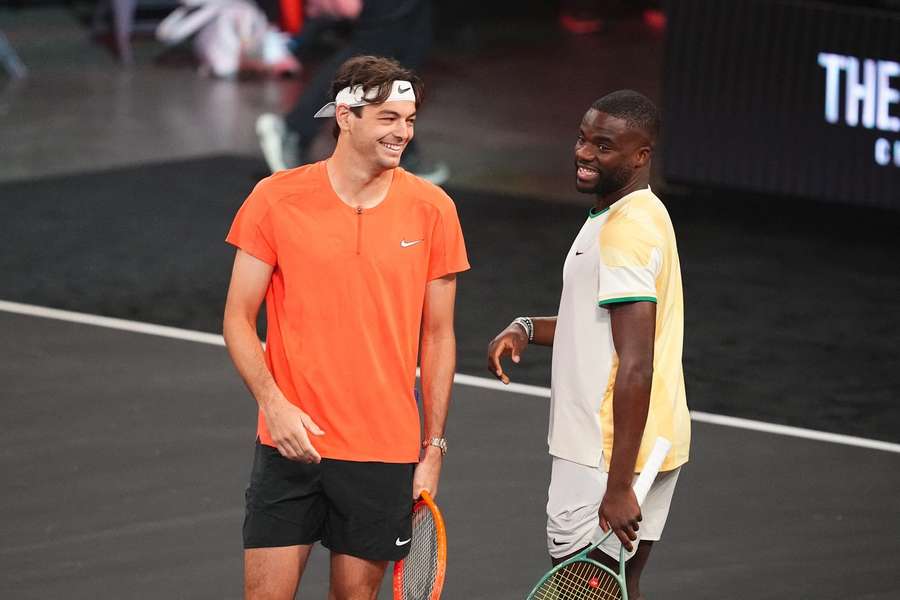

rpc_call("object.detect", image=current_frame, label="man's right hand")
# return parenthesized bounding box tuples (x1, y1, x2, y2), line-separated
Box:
(487, 324, 529, 384)
(261, 394, 325, 463)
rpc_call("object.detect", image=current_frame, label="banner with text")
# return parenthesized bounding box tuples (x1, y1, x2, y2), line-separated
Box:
(662, 0, 899, 209)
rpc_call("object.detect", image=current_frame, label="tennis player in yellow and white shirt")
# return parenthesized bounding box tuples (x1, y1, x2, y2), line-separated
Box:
(487, 90, 690, 600)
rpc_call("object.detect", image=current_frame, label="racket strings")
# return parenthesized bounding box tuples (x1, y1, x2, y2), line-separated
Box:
(531, 559, 623, 600)
(401, 505, 439, 600)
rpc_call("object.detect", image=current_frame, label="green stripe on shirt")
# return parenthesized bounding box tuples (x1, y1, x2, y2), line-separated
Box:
(598, 296, 658, 306)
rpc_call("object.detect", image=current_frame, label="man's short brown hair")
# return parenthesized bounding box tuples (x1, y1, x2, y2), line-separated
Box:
(329, 55, 424, 138)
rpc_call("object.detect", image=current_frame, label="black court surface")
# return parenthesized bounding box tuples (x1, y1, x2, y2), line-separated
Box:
(2, 306, 900, 599)
(2, 156, 900, 599)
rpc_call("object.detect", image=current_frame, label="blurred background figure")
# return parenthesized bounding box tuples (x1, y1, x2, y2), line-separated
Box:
(282, 0, 360, 58)
(256, 0, 450, 184)
(155, 0, 299, 78)
(90, 0, 298, 74)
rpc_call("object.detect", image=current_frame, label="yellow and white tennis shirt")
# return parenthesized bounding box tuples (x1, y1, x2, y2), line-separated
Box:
(548, 188, 690, 472)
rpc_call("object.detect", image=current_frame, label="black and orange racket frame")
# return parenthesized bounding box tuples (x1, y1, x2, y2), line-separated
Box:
(393, 490, 447, 600)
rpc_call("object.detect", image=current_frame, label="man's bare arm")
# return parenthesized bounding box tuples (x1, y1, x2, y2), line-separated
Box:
(529, 317, 557, 347)
(414, 274, 458, 499)
(599, 300, 656, 551)
(223, 249, 323, 463)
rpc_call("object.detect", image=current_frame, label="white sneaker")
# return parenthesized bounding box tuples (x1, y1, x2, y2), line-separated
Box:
(401, 154, 451, 186)
(256, 113, 300, 173)
(260, 28, 301, 77)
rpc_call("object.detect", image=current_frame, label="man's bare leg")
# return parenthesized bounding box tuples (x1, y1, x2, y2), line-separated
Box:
(623, 541, 653, 600)
(328, 552, 389, 600)
(585, 541, 654, 600)
(245, 545, 313, 600)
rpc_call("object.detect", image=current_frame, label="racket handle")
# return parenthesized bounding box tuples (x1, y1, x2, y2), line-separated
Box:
(632, 437, 671, 506)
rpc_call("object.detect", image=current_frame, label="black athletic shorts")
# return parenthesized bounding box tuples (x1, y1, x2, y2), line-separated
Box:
(243, 441, 415, 561)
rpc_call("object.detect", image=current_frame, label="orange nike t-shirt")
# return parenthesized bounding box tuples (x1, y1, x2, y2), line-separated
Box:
(226, 161, 470, 463)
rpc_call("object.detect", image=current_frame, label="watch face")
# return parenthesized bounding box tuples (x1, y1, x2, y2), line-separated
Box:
(423, 438, 446, 454)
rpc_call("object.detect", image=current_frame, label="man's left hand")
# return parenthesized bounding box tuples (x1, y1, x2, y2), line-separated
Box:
(412, 446, 443, 499)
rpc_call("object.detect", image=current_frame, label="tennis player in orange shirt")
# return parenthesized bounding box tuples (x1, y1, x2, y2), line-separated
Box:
(223, 55, 469, 600)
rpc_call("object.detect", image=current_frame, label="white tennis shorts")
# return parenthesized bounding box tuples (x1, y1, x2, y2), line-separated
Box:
(546, 456, 680, 560)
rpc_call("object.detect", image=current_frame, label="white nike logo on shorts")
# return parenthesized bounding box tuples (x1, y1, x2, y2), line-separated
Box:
(400, 239, 423, 248)
(395, 537, 411, 546)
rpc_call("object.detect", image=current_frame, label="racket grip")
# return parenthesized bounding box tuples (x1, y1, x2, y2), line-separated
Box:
(632, 437, 671, 506)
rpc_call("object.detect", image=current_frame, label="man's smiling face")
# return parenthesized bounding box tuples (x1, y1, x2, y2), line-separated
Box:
(347, 101, 417, 170)
(574, 109, 649, 196)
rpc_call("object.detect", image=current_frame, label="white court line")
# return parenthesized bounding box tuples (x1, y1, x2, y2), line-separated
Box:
(2, 298, 899, 455)
(0, 508, 243, 556)
(0, 299, 225, 346)
(453, 373, 900, 453)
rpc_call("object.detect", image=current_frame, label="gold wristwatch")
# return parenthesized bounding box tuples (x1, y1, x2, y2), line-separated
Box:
(422, 437, 448, 456)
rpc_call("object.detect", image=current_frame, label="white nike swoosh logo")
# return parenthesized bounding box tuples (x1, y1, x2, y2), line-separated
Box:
(400, 239, 423, 248)
(395, 537, 411, 546)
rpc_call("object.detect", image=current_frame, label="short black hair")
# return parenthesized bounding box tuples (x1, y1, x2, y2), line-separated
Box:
(591, 90, 660, 142)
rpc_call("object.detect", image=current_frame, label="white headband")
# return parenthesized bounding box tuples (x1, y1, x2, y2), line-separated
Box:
(313, 80, 416, 118)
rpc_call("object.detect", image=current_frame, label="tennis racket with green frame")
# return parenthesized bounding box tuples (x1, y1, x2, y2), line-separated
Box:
(525, 436, 672, 600)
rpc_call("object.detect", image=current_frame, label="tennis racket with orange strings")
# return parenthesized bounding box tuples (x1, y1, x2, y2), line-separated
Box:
(393, 490, 447, 600)
(525, 436, 672, 600)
